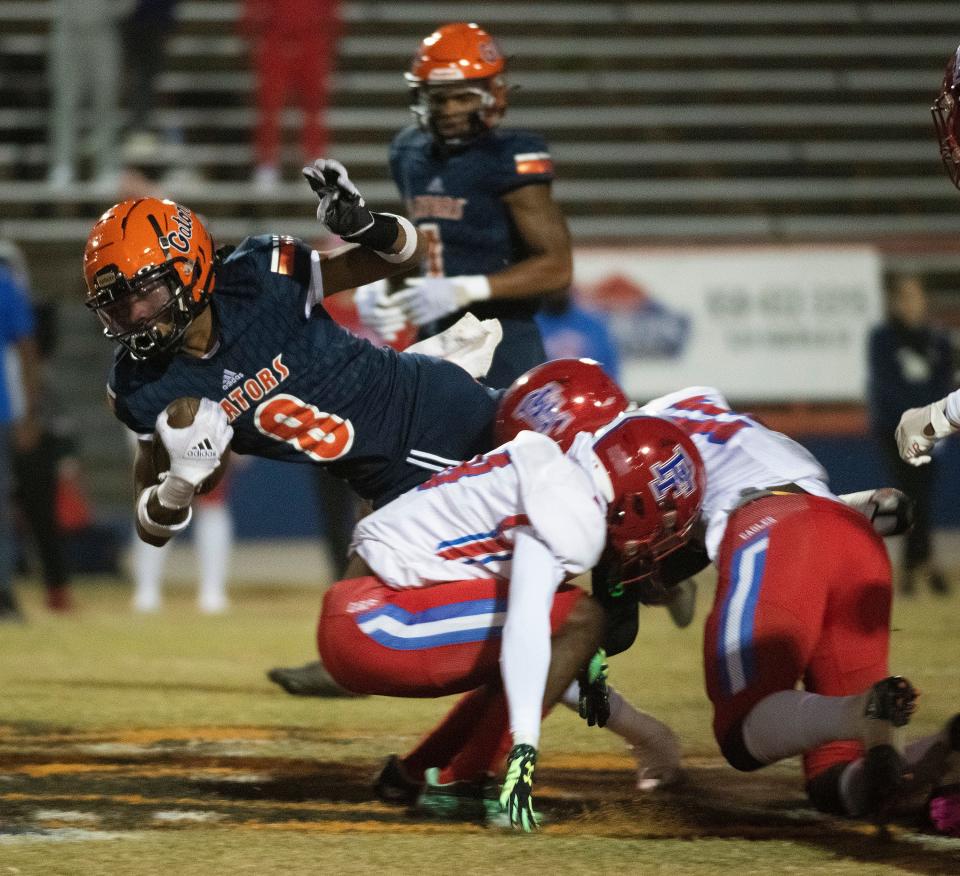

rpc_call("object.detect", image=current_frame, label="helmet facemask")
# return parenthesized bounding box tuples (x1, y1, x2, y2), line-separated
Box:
(86, 256, 209, 360)
(933, 48, 960, 190)
(933, 90, 960, 190)
(607, 494, 696, 603)
(408, 79, 505, 147)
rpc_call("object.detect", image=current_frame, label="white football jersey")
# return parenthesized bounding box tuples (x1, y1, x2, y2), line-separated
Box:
(352, 430, 608, 589)
(640, 386, 836, 559)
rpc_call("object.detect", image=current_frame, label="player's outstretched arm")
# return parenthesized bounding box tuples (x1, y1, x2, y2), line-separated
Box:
(895, 391, 960, 465)
(302, 158, 426, 295)
(837, 488, 915, 537)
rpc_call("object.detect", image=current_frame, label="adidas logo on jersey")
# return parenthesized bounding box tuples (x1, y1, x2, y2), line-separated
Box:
(222, 369, 244, 390)
(426, 176, 445, 194)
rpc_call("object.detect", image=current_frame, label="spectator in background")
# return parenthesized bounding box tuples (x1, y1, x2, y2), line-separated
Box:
(10, 300, 76, 613)
(868, 274, 953, 596)
(47, 0, 122, 188)
(0, 254, 41, 621)
(534, 290, 621, 381)
(240, 0, 341, 188)
(119, 0, 180, 161)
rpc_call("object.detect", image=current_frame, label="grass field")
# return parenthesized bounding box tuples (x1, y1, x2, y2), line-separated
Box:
(2, 571, 960, 875)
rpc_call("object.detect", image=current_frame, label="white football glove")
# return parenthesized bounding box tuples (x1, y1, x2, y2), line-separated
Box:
(392, 275, 491, 327)
(895, 399, 955, 466)
(155, 398, 233, 508)
(353, 280, 407, 342)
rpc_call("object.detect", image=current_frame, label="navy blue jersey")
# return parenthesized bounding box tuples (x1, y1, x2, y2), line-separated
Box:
(109, 235, 500, 506)
(389, 125, 554, 327)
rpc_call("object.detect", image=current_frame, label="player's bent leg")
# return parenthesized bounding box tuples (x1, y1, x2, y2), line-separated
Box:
(799, 506, 915, 819)
(705, 501, 834, 771)
(318, 575, 509, 697)
(406, 585, 595, 776)
(386, 586, 597, 817)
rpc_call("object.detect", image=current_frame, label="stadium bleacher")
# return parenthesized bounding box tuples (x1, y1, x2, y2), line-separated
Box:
(4, 0, 960, 509)
(2, 0, 960, 250)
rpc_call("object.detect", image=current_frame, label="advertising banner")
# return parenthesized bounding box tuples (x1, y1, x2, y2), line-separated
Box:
(573, 246, 883, 401)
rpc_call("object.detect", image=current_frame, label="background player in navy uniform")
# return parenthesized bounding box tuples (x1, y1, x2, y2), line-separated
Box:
(82, 162, 502, 553)
(354, 21, 572, 389)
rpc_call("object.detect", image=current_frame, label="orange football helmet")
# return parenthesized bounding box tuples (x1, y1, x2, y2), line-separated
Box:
(405, 22, 508, 145)
(83, 198, 216, 359)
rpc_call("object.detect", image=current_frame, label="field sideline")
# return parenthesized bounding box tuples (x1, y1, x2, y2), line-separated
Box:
(1, 573, 960, 874)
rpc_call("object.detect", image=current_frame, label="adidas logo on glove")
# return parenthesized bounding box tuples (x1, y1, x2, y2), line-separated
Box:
(184, 438, 220, 460)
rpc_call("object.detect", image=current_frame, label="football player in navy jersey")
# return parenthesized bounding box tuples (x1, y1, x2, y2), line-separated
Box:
(82, 161, 502, 551)
(354, 22, 572, 390)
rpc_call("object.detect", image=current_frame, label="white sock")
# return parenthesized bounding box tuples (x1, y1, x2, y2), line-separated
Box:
(194, 502, 232, 612)
(560, 682, 677, 748)
(132, 534, 168, 611)
(742, 689, 867, 765)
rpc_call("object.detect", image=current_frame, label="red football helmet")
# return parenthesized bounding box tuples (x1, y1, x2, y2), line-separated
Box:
(83, 198, 217, 359)
(494, 358, 629, 451)
(405, 22, 508, 145)
(933, 45, 960, 190)
(591, 413, 706, 585)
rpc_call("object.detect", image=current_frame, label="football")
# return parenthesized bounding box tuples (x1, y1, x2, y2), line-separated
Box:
(152, 397, 230, 495)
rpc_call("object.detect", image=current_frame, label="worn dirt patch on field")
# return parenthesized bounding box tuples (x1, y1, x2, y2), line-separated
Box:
(1, 723, 960, 872)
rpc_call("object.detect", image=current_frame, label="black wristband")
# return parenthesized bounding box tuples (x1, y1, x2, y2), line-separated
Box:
(344, 212, 400, 253)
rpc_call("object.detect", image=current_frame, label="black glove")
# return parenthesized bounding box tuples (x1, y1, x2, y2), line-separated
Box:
(578, 648, 610, 728)
(302, 159, 398, 251)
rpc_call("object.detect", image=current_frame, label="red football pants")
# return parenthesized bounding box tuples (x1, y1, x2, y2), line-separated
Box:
(704, 494, 893, 781)
(318, 575, 585, 697)
(253, 26, 339, 167)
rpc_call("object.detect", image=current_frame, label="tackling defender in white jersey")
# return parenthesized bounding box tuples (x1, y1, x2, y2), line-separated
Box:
(492, 374, 957, 825)
(317, 409, 705, 830)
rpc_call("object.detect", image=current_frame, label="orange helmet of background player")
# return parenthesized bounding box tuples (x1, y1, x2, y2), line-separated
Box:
(405, 22, 508, 144)
(933, 45, 960, 190)
(83, 198, 216, 359)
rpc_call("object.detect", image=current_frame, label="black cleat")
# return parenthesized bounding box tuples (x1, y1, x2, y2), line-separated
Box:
(374, 755, 422, 805)
(862, 743, 907, 823)
(266, 660, 367, 698)
(864, 676, 917, 729)
(860, 676, 918, 827)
